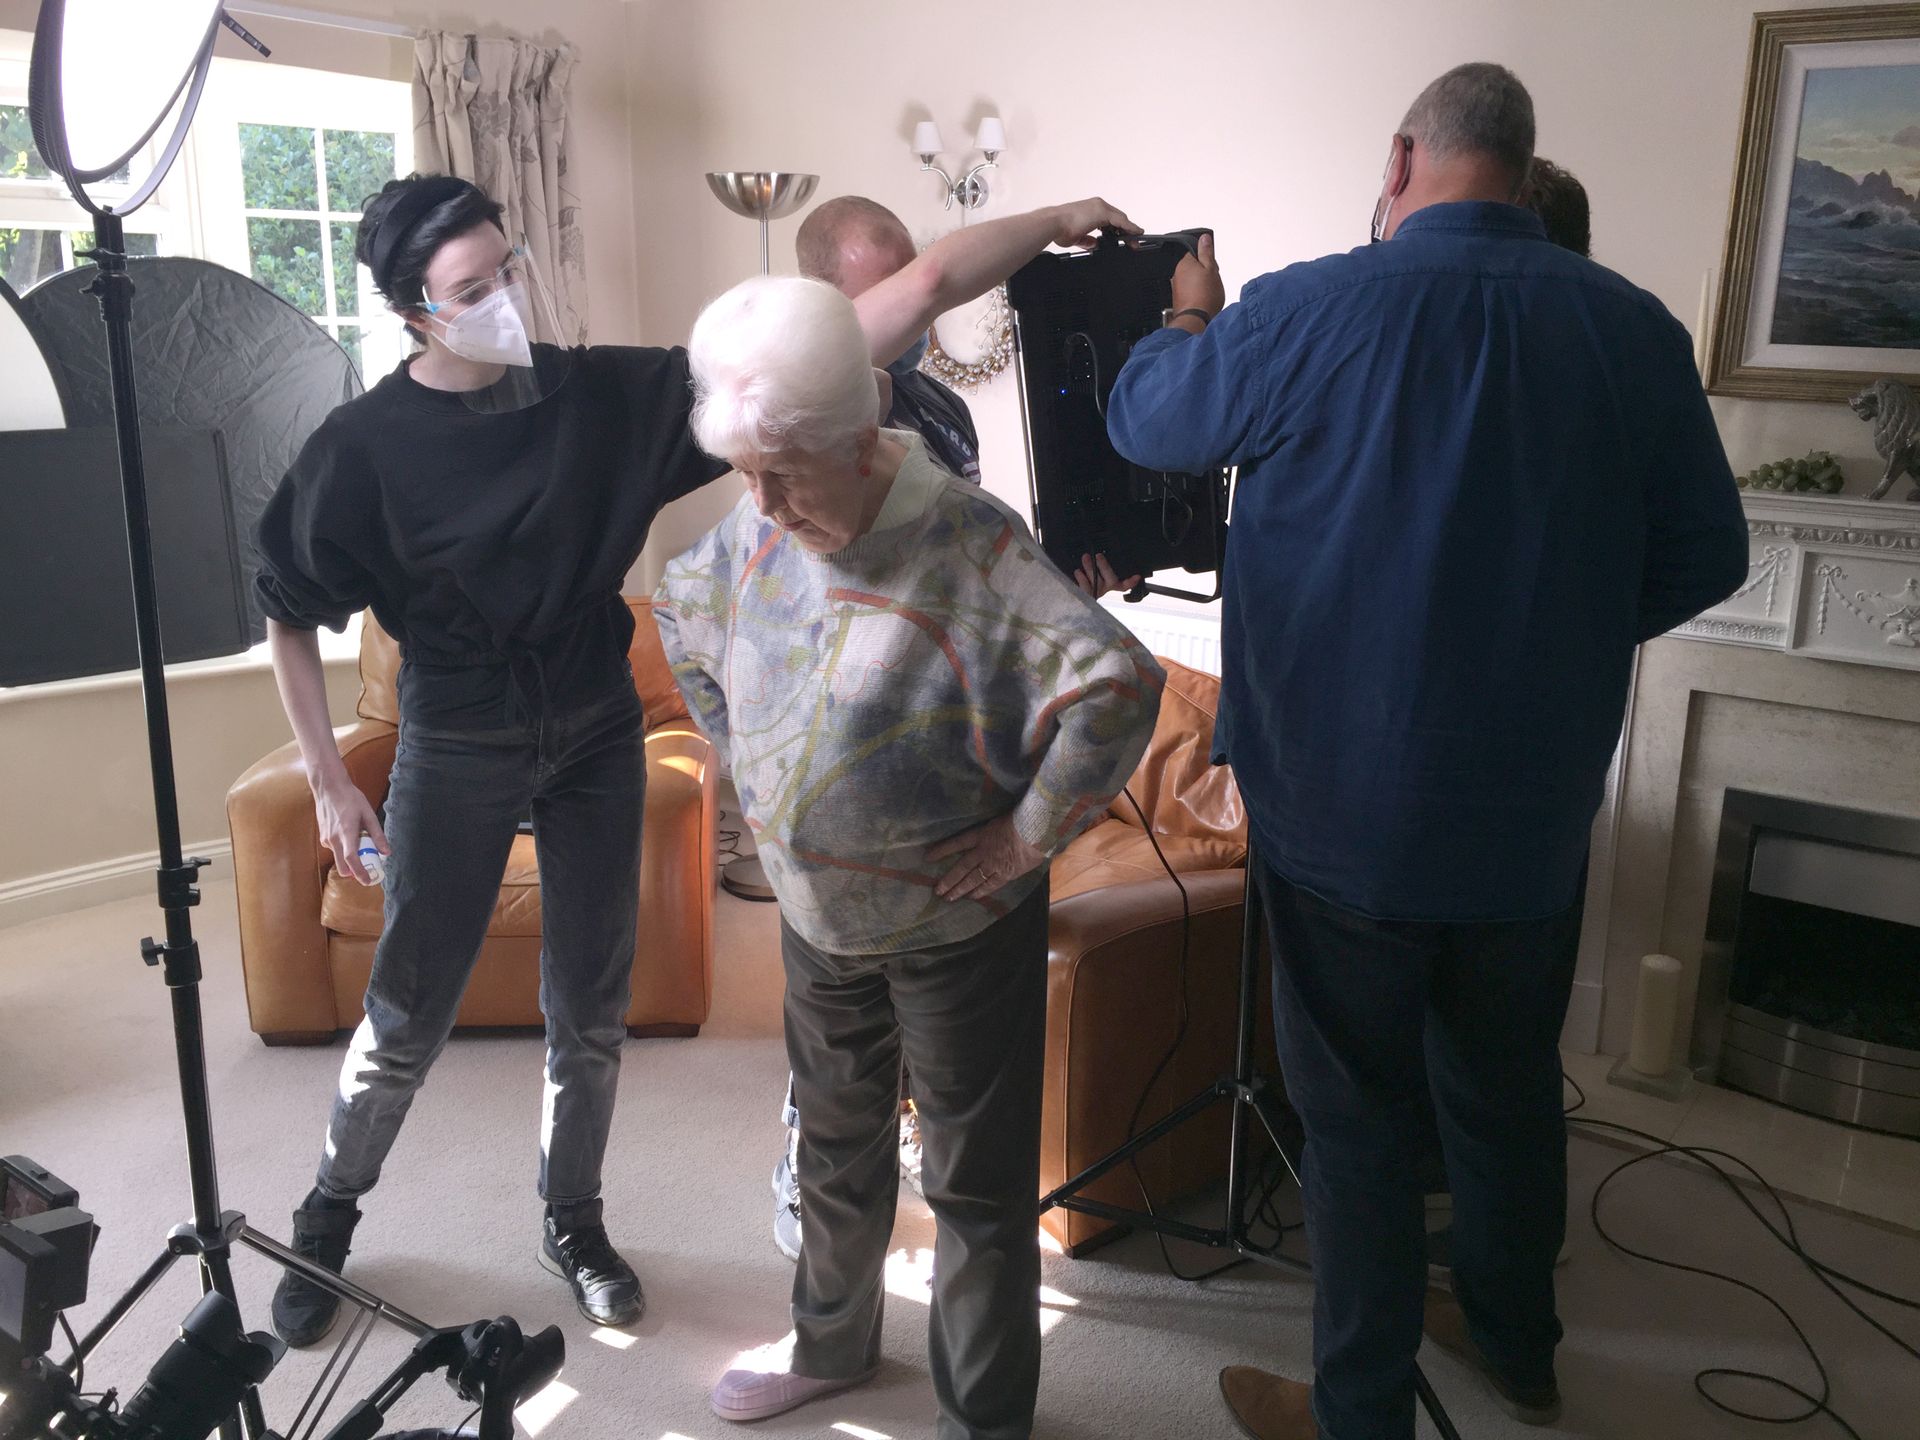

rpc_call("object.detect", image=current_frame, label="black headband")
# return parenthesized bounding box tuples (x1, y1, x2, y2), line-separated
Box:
(366, 175, 478, 297)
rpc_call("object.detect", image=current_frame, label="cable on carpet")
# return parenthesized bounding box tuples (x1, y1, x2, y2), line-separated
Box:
(1564, 1070, 1920, 1440)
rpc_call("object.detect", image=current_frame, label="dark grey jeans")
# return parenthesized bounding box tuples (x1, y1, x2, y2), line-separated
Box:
(783, 882, 1049, 1440)
(313, 682, 646, 1207)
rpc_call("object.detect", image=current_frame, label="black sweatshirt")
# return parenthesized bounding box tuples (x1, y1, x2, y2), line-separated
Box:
(253, 344, 727, 726)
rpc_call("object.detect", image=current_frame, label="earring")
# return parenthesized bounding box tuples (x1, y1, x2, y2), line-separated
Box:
(858, 463, 872, 477)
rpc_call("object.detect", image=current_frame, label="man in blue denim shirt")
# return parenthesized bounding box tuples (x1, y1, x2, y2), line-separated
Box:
(1108, 64, 1746, 1440)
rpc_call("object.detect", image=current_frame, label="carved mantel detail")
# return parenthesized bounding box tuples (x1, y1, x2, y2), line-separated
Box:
(1675, 496, 1920, 673)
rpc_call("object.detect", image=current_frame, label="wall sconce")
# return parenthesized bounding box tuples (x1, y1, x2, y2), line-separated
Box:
(912, 116, 1005, 211)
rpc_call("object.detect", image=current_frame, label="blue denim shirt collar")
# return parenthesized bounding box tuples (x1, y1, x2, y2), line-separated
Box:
(1393, 200, 1546, 240)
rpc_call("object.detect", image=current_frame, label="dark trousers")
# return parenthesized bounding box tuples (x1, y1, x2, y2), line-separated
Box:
(781, 883, 1049, 1440)
(1254, 858, 1580, 1440)
(314, 682, 646, 1206)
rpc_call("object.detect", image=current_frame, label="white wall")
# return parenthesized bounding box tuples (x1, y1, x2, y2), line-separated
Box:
(621, 0, 1885, 592)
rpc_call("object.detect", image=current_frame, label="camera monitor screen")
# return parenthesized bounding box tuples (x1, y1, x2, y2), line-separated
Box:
(1006, 231, 1228, 586)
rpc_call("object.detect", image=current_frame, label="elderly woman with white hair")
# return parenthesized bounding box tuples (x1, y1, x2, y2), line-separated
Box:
(655, 276, 1164, 1438)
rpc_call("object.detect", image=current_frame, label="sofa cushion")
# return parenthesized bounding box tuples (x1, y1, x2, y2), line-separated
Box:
(1050, 818, 1245, 903)
(320, 833, 543, 938)
(1117, 659, 1245, 845)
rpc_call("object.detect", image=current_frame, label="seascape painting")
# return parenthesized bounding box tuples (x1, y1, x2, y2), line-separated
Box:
(1710, 9, 1920, 403)
(1773, 62, 1920, 350)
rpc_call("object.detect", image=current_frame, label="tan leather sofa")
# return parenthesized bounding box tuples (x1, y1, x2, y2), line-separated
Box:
(1041, 658, 1273, 1254)
(227, 598, 718, 1044)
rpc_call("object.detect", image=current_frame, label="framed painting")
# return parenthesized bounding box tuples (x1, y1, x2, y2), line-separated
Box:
(1708, 5, 1920, 402)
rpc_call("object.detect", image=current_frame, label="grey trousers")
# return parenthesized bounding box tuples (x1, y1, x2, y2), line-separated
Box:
(314, 682, 645, 1206)
(782, 881, 1049, 1440)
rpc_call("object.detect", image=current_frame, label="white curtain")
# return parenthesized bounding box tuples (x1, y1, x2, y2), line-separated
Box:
(412, 32, 588, 345)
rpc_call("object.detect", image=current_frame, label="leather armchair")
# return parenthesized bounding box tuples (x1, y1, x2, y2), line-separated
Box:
(1041, 658, 1274, 1254)
(227, 598, 719, 1044)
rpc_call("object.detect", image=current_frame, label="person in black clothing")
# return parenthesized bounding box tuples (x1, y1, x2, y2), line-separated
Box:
(254, 172, 1141, 1348)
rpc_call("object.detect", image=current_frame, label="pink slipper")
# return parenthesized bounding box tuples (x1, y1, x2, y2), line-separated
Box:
(710, 1364, 877, 1422)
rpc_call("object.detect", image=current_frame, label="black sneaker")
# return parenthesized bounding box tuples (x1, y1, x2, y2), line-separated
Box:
(270, 1193, 361, 1348)
(540, 1200, 644, 1327)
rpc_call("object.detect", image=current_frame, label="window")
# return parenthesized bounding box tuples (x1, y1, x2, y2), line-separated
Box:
(236, 123, 396, 378)
(0, 89, 162, 292)
(190, 62, 414, 385)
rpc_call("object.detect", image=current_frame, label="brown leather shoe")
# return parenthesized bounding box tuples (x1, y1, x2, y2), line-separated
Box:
(1218, 1366, 1317, 1440)
(1423, 1292, 1562, 1425)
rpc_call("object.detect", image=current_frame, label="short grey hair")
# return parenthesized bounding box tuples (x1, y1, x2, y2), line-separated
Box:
(1400, 62, 1535, 188)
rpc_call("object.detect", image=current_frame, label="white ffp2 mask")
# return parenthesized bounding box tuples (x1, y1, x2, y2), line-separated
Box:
(435, 281, 534, 367)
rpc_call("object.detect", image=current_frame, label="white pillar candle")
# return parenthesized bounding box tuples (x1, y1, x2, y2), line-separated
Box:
(1693, 270, 1713, 375)
(1628, 952, 1685, 1077)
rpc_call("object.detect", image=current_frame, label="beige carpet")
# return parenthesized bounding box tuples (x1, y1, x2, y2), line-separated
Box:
(4, 878, 1920, 1439)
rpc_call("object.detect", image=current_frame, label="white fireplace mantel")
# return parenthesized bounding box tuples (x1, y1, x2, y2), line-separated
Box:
(1676, 494, 1920, 668)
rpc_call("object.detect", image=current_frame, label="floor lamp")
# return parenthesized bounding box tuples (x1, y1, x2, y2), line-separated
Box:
(702, 170, 818, 902)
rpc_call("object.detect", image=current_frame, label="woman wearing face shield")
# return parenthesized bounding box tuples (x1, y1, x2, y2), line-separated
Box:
(250, 172, 1141, 1350)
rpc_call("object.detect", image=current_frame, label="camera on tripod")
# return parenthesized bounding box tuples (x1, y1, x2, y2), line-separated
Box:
(2, 1158, 283, 1440)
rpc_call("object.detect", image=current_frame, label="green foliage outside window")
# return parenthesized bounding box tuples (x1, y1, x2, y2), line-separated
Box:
(248, 216, 325, 315)
(239, 122, 318, 210)
(324, 130, 394, 214)
(1, 104, 51, 180)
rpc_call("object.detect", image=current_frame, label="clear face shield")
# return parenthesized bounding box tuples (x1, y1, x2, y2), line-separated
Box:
(419, 237, 573, 414)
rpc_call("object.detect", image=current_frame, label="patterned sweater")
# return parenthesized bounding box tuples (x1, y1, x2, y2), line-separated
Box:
(655, 434, 1165, 954)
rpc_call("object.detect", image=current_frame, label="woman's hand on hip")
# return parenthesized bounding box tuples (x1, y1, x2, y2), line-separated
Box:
(314, 772, 388, 886)
(928, 814, 1047, 902)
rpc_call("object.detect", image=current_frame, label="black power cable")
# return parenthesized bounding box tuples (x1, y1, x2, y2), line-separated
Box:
(1111, 787, 1918, 1436)
(1565, 1072, 1920, 1440)
(1113, 788, 1300, 1283)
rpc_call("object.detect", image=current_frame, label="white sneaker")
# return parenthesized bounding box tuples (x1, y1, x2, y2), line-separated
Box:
(710, 1336, 875, 1422)
(772, 1148, 802, 1262)
(898, 1104, 924, 1198)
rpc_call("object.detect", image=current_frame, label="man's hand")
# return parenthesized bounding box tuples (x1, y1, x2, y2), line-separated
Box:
(1172, 232, 1226, 319)
(928, 814, 1047, 902)
(1074, 552, 1143, 599)
(314, 772, 387, 886)
(1052, 198, 1142, 249)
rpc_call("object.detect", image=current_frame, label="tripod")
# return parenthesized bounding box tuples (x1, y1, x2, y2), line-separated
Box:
(54, 211, 438, 1440)
(1038, 851, 1464, 1440)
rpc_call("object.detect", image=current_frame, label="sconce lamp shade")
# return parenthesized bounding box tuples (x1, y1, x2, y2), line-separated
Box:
(974, 116, 1006, 153)
(912, 120, 944, 156)
(29, 0, 225, 212)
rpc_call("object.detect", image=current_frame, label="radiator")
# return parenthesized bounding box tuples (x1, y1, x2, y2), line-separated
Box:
(1103, 600, 1222, 675)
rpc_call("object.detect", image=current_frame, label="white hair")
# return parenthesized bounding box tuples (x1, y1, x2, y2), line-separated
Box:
(688, 276, 879, 464)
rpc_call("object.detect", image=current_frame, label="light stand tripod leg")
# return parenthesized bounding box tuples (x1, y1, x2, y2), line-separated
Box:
(1034, 848, 1464, 1437)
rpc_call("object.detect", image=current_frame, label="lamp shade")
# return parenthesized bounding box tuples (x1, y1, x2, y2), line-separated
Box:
(29, 0, 224, 209)
(912, 120, 943, 156)
(974, 116, 1006, 153)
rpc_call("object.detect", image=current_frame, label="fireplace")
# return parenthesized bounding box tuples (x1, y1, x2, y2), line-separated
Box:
(1696, 789, 1920, 1137)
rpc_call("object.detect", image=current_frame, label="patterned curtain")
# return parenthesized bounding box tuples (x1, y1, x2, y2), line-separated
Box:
(412, 32, 588, 345)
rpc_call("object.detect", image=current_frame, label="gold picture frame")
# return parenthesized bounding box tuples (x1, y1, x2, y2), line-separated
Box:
(1708, 4, 1920, 403)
